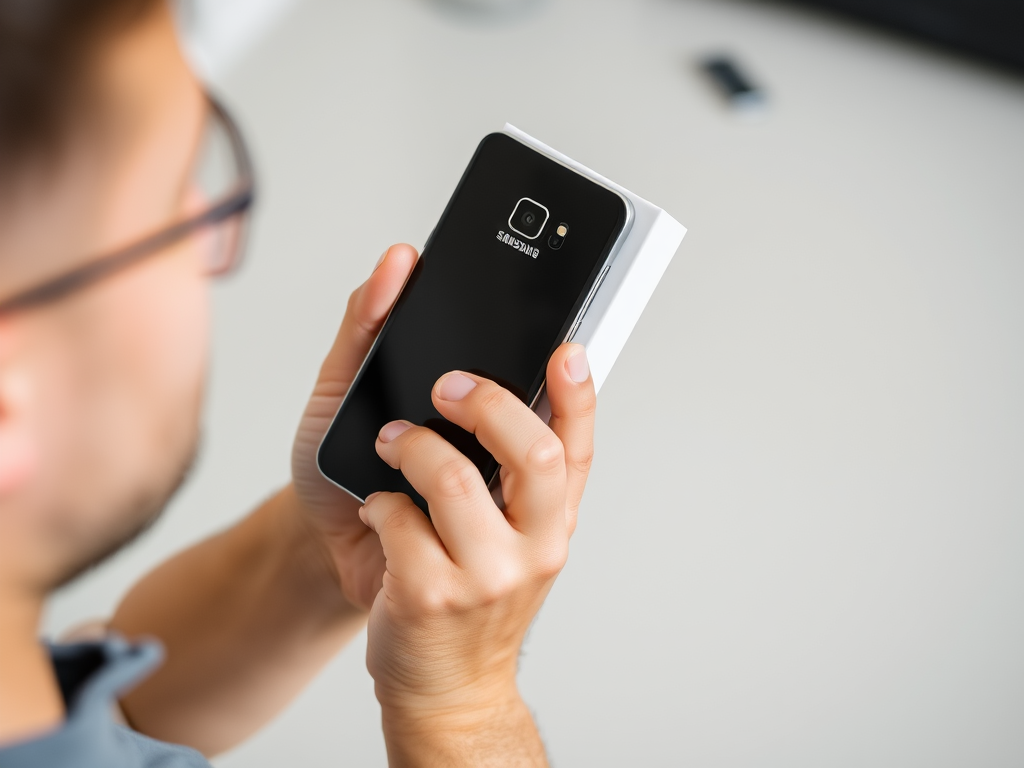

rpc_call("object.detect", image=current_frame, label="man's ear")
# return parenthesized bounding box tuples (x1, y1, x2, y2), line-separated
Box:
(0, 322, 38, 496)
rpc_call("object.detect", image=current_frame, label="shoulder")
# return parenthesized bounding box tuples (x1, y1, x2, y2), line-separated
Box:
(0, 635, 212, 768)
(112, 723, 213, 768)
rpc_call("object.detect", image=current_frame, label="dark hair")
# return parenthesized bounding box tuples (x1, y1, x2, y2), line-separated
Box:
(0, 0, 162, 180)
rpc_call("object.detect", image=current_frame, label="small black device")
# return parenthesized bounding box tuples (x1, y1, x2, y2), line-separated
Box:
(700, 55, 765, 110)
(317, 132, 632, 511)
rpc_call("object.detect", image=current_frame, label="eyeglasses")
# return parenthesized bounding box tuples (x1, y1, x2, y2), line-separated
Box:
(0, 93, 255, 316)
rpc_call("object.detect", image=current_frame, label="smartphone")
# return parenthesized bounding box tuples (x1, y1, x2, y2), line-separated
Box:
(317, 132, 633, 510)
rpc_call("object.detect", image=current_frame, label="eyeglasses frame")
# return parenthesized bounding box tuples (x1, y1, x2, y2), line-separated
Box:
(0, 93, 255, 317)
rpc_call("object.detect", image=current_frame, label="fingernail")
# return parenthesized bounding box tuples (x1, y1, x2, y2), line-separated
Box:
(378, 420, 413, 443)
(373, 248, 389, 272)
(566, 346, 590, 383)
(437, 372, 478, 401)
(364, 492, 382, 504)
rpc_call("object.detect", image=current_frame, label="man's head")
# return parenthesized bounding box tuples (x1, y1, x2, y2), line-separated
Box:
(0, 0, 212, 594)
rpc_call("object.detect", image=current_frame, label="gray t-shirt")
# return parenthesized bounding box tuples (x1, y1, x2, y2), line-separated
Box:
(0, 636, 211, 768)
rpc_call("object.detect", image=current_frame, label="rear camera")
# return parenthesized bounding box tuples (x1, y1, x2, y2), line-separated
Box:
(508, 198, 549, 240)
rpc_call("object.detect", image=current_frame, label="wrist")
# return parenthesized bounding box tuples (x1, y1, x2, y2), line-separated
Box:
(380, 686, 546, 768)
(379, 678, 521, 727)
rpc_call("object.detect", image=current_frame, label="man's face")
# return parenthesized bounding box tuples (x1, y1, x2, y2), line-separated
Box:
(0, 3, 211, 591)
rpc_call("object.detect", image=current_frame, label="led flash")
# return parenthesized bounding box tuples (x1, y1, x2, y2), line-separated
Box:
(556, 225, 568, 237)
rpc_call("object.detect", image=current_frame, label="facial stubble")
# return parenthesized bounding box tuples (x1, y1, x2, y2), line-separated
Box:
(47, 383, 204, 591)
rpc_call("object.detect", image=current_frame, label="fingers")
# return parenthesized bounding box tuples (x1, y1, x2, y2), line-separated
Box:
(375, 422, 506, 568)
(314, 244, 418, 400)
(372, 343, 594, 565)
(359, 492, 448, 584)
(541, 344, 596, 533)
(430, 372, 567, 537)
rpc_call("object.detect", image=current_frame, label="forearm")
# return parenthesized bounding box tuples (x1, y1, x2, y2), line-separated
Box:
(381, 692, 549, 768)
(109, 484, 367, 756)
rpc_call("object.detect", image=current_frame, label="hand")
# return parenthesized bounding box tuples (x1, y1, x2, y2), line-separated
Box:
(358, 344, 596, 740)
(291, 244, 418, 612)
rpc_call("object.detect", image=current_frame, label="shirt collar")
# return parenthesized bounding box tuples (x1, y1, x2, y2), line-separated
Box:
(0, 635, 163, 766)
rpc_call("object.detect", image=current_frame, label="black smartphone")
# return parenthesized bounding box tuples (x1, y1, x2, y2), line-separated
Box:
(317, 132, 632, 510)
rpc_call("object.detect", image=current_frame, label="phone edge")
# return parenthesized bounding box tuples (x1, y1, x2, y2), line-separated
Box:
(315, 131, 635, 504)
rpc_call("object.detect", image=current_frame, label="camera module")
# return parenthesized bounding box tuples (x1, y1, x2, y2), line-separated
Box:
(548, 224, 568, 250)
(508, 198, 549, 240)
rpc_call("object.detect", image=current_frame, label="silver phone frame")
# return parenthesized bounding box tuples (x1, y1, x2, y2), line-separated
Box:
(316, 131, 635, 504)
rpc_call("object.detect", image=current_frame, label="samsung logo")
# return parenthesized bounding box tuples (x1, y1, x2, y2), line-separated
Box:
(496, 231, 540, 259)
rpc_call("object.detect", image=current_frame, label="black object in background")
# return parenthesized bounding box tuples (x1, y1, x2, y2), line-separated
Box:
(700, 55, 766, 109)
(782, 0, 1024, 72)
(317, 133, 629, 513)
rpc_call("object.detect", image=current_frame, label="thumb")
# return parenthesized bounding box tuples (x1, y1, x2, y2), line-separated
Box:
(315, 243, 418, 398)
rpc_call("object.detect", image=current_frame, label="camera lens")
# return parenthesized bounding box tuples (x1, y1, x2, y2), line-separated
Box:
(508, 198, 549, 240)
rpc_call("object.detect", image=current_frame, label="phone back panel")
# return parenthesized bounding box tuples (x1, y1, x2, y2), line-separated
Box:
(317, 133, 628, 507)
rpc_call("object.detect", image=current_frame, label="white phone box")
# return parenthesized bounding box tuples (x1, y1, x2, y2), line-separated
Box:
(502, 125, 686, 416)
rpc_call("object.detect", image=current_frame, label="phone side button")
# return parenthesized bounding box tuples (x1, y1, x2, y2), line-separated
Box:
(581, 264, 611, 317)
(569, 264, 611, 341)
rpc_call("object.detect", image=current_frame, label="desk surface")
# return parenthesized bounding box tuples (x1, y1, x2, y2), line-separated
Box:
(49, 0, 1024, 765)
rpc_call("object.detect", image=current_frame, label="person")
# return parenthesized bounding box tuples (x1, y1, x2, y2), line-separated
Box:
(0, 1, 597, 765)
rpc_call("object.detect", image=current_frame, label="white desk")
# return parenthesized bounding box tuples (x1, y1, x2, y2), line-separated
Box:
(49, 0, 1024, 765)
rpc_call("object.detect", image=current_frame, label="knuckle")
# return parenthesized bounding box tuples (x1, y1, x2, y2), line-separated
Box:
(345, 288, 377, 340)
(434, 458, 481, 500)
(478, 384, 510, 414)
(372, 494, 423, 537)
(525, 432, 565, 473)
(575, 389, 598, 419)
(475, 563, 523, 606)
(567, 447, 594, 476)
(345, 287, 361, 311)
(379, 506, 415, 537)
(399, 429, 432, 455)
(534, 541, 569, 580)
(410, 572, 461, 615)
(412, 584, 451, 615)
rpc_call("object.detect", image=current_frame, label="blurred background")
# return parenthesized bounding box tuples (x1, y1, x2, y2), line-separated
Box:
(45, 0, 1024, 765)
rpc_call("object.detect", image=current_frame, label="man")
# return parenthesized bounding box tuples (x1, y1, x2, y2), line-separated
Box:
(0, 1, 597, 765)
